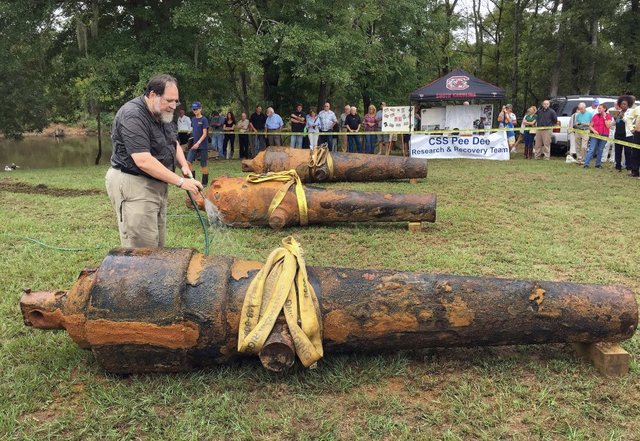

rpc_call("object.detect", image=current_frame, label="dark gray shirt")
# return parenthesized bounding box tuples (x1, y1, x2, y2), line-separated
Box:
(110, 96, 176, 179)
(536, 107, 558, 127)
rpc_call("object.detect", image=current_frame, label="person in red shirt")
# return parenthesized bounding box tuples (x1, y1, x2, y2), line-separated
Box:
(583, 104, 614, 169)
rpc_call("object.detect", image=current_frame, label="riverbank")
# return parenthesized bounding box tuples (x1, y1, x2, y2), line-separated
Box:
(26, 123, 93, 138)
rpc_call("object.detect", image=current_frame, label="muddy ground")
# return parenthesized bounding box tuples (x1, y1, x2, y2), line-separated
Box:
(0, 180, 102, 197)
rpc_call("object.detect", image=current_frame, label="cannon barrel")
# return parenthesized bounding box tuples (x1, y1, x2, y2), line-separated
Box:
(241, 147, 428, 182)
(195, 176, 436, 229)
(20, 248, 638, 374)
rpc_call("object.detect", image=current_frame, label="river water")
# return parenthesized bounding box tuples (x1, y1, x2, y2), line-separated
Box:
(0, 136, 112, 169)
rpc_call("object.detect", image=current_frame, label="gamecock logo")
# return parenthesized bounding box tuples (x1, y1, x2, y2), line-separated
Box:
(446, 76, 470, 91)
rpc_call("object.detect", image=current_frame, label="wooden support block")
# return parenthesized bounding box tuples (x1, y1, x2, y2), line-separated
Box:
(408, 222, 422, 232)
(409, 178, 418, 184)
(572, 342, 630, 377)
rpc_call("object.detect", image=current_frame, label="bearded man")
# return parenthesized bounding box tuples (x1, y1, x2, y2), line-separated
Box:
(105, 74, 203, 247)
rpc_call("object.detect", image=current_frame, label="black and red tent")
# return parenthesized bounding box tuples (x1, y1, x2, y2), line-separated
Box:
(409, 69, 505, 102)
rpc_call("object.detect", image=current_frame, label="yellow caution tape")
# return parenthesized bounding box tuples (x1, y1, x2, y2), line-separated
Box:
(237, 236, 323, 368)
(239, 125, 640, 152)
(245, 127, 640, 149)
(246, 170, 309, 226)
(309, 146, 334, 179)
(569, 128, 639, 149)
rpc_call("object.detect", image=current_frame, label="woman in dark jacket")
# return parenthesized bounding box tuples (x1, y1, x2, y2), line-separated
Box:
(223, 111, 236, 159)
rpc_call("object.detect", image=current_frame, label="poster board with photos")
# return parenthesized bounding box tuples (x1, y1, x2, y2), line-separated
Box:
(382, 106, 414, 132)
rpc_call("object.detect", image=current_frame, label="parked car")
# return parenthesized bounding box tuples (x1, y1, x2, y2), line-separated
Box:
(548, 95, 617, 155)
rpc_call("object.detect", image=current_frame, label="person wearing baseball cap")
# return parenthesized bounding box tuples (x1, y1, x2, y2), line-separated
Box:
(106, 74, 203, 248)
(187, 101, 210, 185)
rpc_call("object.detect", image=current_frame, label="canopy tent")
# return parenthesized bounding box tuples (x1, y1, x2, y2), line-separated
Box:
(409, 69, 505, 102)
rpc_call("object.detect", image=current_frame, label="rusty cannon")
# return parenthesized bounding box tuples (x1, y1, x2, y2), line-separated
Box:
(190, 175, 436, 229)
(20, 247, 638, 374)
(241, 146, 428, 182)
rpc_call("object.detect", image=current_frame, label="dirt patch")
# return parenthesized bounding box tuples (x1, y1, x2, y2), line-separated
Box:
(0, 181, 102, 197)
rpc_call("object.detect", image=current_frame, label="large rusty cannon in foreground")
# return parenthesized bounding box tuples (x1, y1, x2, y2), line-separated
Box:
(192, 176, 436, 229)
(241, 147, 428, 182)
(20, 248, 638, 374)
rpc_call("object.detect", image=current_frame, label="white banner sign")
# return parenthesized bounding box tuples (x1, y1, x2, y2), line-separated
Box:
(382, 106, 413, 132)
(410, 131, 510, 160)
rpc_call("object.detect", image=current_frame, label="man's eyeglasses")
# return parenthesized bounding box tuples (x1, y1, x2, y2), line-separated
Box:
(161, 97, 181, 106)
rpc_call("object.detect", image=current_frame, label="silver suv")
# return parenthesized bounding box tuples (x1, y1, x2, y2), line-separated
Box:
(549, 95, 617, 154)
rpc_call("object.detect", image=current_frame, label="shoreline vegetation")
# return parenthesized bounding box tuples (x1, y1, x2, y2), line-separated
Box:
(21, 123, 92, 138)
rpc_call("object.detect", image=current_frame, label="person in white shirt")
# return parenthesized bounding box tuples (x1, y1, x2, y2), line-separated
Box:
(176, 108, 192, 150)
(317, 102, 337, 150)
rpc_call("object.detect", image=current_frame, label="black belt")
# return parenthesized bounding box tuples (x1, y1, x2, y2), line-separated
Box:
(113, 165, 142, 176)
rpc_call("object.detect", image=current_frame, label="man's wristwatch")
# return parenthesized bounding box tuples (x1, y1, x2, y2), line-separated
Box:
(175, 177, 185, 188)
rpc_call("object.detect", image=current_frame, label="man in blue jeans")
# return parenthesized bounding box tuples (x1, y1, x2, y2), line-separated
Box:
(209, 110, 225, 157)
(289, 104, 306, 148)
(249, 105, 267, 155)
(187, 101, 210, 185)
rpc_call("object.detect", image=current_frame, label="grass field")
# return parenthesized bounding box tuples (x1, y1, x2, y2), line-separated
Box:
(1, 154, 639, 441)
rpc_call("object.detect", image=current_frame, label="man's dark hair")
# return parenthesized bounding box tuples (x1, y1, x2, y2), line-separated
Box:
(144, 74, 178, 97)
(617, 95, 636, 107)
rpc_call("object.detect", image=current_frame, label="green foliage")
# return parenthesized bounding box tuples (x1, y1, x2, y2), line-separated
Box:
(2, 0, 639, 132)
(0, 0, 59, 136)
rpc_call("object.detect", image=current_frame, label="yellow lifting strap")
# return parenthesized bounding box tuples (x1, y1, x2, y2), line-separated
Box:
(237, 236, 324, 368)
(246, 170, 309, 226)
(309, 146, 334, 179)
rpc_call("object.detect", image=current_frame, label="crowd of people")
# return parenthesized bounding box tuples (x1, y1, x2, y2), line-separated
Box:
(498, 97, 640, 178)
(565, 96, 640, 178)
(498, 100, 559, 160)
(175, 101, 410, 162)
(177, 95, 640, 181)
(105, 74, 639, 252)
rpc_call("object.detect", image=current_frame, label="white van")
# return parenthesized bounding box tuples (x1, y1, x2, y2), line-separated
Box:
(549, 95, 617, 154)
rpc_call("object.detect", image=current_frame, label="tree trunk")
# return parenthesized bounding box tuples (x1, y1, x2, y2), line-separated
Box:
(240, 70, 249, 114)
(511, 1, 530, 111)
(625, 0, 639, 86)
(586, 18, 598, 94)
(362, 92, 371, 115)
(473, 0, 484, 71)
(439, 0, 458, 75)
(95, 108, 102, 165)
(262, 57, 280, 104)
(317, 79, 328, 112)
(90, 0, 99, 38)
(522, 0, 541, 108)
(550, 0, 571, 97)
(495, 2, 503, 86)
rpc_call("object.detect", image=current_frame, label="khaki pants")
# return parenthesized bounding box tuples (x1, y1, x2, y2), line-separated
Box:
(340, 128, 348, 152)
(574, 131, 589, 161)
(534, 129, 552, 159)
(105, 168, 168, 248)
(267, 130, 281, 147)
